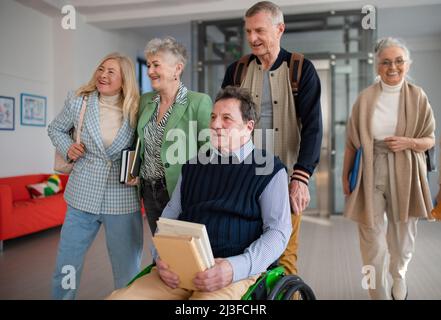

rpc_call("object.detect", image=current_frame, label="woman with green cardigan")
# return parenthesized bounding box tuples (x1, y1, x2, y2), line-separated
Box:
(135, 37, 212, 234)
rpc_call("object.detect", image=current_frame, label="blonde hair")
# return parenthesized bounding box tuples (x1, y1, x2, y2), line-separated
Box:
(76, 52, 140, 127)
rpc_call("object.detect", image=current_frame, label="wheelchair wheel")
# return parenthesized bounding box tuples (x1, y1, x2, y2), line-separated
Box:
(267, 275, 316, 300)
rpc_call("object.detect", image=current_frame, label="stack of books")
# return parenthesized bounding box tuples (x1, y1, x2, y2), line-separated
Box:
(119, 138, 141, 184)
(153, 217, 215, 290)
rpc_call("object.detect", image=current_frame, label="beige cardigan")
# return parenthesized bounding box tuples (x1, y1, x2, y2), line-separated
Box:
(241, 59, 300, 176)
(344, 81, 435, 227)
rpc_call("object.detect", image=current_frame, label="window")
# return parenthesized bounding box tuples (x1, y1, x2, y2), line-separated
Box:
(136, 58, 152, 94)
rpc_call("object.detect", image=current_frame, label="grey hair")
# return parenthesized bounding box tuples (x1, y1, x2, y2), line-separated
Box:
(144, 36, 187, 67)
(245, 1, 284, 25)
(374, 37, 412, 65)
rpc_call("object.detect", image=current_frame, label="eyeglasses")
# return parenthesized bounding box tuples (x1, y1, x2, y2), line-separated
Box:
(379, 58, 407, 68)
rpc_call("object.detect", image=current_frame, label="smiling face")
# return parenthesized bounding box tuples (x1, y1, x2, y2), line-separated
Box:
(245, 11, 284, 61)
(146, 51, 182, 92)
(377, 46, 410, 86)
(210, 98, 254, 153)
(95, 59, 123, 96)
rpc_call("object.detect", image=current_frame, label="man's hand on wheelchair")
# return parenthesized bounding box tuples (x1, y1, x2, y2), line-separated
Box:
(156, 258, 180, 289)
(289, 179, 310, 215)
(193, 258, 233, 292)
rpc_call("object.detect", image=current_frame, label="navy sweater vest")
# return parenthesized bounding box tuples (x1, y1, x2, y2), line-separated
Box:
(179, 149, 286, 258)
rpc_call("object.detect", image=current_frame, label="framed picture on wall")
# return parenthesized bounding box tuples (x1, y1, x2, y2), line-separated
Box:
(0, 95, 15, 131)
(21, 93, 47, 127)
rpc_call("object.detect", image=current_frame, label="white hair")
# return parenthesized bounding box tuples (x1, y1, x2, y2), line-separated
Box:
(144, 36, 187, 67)
(374, 37, 412, 66)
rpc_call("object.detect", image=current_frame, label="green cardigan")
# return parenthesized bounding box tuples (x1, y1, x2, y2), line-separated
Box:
(137, 90, 212, 196)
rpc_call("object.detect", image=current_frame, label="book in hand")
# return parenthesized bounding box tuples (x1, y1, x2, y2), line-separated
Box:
(119, 148, 136, 184)
(153, 234, 206, 290)
(153, 218, 215, 290)
(130, 137, 141, 178)
(349, 147, 362, 192)
(157, 217, 215, 268)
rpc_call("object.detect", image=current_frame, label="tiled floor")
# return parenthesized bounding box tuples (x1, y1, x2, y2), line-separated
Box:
(1, 215, 441, 299)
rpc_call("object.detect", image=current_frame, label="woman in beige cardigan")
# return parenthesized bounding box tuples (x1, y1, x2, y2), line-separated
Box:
(342, 37, 435, 300)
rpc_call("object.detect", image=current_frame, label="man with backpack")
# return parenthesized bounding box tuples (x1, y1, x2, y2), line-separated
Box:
(222, 1, 323, 275)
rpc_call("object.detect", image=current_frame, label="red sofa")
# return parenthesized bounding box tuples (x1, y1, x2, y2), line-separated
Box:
(0, 174, 69, 251)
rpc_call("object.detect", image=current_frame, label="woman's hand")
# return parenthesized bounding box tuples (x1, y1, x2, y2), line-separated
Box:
(384, 136, 413, 152)
(67, 143, 85, 161)
(126, 177, 140, 186)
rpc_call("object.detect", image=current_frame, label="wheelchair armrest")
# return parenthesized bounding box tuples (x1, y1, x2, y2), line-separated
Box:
(126, 263, 156, 287)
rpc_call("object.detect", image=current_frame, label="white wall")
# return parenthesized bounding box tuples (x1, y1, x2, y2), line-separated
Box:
(52, 12, 147, 115)
(0, 0, 54, 177)
(0, 0, 146, 178)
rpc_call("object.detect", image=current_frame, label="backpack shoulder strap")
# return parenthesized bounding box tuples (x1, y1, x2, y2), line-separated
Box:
(233, 54, 252, 87)
(289, 52, 304, 96)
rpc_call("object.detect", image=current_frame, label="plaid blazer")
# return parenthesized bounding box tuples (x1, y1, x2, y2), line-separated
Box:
(48, 90, 140, 214)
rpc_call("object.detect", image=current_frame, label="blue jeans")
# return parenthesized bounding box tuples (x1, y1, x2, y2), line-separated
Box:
(52, 205, 143, 300)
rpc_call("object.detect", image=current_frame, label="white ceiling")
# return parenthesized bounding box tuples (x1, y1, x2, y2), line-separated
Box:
(16, 0, 441, 30)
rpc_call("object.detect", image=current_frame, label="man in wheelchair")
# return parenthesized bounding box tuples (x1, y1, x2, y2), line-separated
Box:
(107, 86, 292, 300)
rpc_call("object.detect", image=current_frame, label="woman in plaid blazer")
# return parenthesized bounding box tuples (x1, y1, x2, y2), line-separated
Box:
(48, 53, 143, 300)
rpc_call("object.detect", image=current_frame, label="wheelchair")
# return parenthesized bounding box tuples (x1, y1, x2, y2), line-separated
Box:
(127, 263, 316, 300)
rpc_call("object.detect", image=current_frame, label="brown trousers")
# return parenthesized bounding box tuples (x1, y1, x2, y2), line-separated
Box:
(106, 268, 259, 300)
(279, 214, 302, 275)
